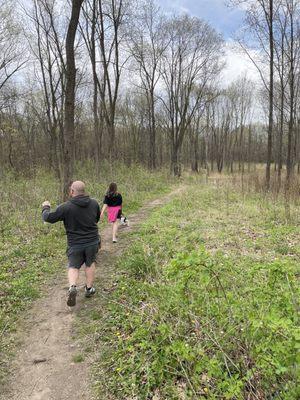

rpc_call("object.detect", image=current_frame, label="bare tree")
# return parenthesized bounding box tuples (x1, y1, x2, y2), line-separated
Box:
(231, 0, 277, 189)
(285, 0, 300, 187)
(80, 0, 129, 162)
(63, 0, 84, 198)
(231, 76, 253, 173)
(25, 0, 66, 178)
(80, 0, 103, 170)
(0, 1, 25, 105)
(267, 0, 275, 189)
(273, 3, 289, 184)
(206, 90, 234, 173)
(3, 0, 297, 187)
(160, 14, 223, 176)
(129, 0, 167, 169)
(98, 0, 128, 158)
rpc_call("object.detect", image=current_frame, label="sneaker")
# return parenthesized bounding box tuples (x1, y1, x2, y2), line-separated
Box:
(113, 239, 118, 243)
(85, 286, 96, 298)
(67, 285, 77, 307)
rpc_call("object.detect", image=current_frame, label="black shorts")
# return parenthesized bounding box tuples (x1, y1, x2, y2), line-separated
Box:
(67, 242, 100, 269)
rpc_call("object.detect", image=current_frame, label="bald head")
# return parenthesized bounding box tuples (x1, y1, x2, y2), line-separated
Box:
(70, 181, 85, 196)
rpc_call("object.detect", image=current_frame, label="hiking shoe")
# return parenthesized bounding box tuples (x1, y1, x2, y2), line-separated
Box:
(67, 285, 77, 307)
(85, 286, 96, 298)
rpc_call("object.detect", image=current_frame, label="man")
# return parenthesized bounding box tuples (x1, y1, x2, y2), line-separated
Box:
(42, 181, 100, 307)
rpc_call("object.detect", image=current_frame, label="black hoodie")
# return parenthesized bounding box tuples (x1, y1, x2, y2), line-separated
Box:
(42, 195, 100, 248)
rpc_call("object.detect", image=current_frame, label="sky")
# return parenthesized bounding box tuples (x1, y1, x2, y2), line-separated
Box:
(157, 0, 260, 86)
(158, 0, 245, 39)
(18, 0, 260, 86)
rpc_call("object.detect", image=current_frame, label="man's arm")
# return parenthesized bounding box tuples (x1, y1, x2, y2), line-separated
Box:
(42, 201, 65, 224)
(96, 203, 100, 223)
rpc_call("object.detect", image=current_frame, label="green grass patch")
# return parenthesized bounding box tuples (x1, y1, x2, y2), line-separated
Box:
(91, 184, 299, 399)
(0, 162, 175, 384)
(72, 354, 85, 363)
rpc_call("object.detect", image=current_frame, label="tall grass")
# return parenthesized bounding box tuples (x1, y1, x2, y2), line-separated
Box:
(91, 183, 299, 399)
(0, 162, 175, 384)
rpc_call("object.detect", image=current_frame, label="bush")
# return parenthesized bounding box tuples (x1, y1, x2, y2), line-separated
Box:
(94, 184, 299, 399)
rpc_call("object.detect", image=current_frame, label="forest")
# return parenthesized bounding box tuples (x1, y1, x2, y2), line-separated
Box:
(0, 1, 299, 399)
(0, 0, 299, 191)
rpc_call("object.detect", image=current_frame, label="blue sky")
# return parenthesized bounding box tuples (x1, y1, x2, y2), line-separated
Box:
(157, 0, 245, 39)
(157, 0, 263, 120)
(157, 0, 260, 85)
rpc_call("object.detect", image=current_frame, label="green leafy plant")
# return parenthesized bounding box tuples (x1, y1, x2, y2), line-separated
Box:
(91, 184, 299, 399)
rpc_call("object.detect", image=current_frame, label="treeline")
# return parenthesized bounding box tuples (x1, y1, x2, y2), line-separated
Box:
(0, 0, 299, 190)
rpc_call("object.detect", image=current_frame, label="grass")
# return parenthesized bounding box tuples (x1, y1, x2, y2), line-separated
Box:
(72, 354, 85, 363)
(85, 180, 299, 399)
(0, 162, 175, 384)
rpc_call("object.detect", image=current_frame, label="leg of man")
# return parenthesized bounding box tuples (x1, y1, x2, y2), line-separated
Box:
(112, 220, 119, 242)
(85, 262, 95, 288)
(67, 249, 83, 306)
(68, 267, 80, 286)
(84, 244, 98, 298)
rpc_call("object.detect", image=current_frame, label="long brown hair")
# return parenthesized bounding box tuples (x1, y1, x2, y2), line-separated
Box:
(107, 182, 117, 197)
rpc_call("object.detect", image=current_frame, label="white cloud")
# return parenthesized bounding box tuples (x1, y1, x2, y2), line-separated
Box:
(219, 40, 265, 122)
(220, 40, 261, 85)
(158, 0, 188, 14)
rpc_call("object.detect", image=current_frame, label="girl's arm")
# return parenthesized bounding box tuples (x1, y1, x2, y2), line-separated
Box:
(100, 204, 107, 220)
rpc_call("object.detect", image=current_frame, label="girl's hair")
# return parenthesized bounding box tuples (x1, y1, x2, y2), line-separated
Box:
(107, 182, 117, 196)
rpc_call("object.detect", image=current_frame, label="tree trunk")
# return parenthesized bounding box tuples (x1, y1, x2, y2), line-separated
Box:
(191, 131, 199, 173)
(62, 0, 83, 200)
(171, 142, 181, 177)
(107, 122, 116, 160)
(50, 132, 61, 179)
(239, 124, 245, 174)
(247, 125, 252, 173)
(266, 0, 274, 191)
(91, 0, 102, 172)
(286, 4, 295, 189)
(149, 90, 156, 170)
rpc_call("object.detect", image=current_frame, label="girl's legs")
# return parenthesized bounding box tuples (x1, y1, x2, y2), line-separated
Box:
(112, 220, 119, 242)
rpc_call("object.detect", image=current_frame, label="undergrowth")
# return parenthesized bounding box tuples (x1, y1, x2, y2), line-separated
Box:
(90, 184, 299, 399)
(0, 162, 174, 384)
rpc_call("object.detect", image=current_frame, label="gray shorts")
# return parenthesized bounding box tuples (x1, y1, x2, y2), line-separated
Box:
(67, 242, 100, 269)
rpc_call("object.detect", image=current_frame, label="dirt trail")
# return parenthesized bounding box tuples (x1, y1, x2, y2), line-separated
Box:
(2, 186, 184, 400)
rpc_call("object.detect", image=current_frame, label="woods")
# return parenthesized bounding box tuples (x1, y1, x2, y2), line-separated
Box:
(0, 0, 298, 189)
(0, 2, 299, 398)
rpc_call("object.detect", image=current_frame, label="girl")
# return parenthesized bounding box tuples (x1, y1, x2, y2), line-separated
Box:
(100, 182, 122, 243)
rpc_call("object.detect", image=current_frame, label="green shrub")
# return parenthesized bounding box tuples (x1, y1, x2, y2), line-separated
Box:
(93, 185, 299, 399)
(0, 163, 174, 383)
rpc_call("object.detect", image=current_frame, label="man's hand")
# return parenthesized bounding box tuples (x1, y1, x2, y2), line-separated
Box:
(42, 201, 51, 208)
